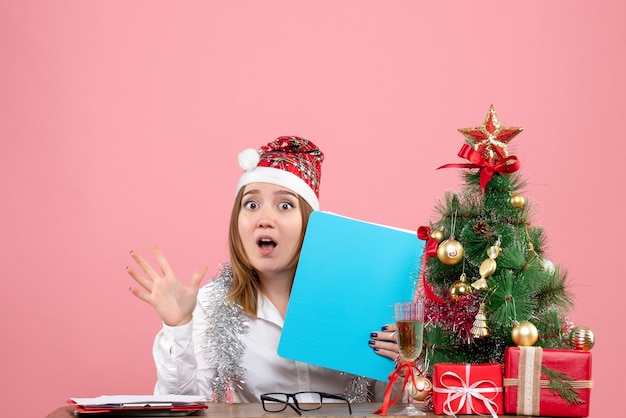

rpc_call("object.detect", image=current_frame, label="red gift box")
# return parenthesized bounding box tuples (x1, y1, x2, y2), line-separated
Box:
(432, 363, 503, 417)
(503, 347, 593, 417)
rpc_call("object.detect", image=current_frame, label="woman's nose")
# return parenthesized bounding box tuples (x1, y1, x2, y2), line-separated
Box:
(257, 206, 275, 227)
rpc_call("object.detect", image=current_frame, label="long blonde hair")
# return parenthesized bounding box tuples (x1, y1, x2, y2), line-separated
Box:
(226, 187, 314, 316)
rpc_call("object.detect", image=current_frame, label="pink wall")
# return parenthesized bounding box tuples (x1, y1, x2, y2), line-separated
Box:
(1, 1, 623, 416)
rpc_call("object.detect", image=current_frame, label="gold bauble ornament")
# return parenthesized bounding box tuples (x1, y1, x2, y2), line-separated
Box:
(450, 274, 473, 300)
(406, 376, 433, 401)
(569, 326, 595, 351)
(437, 239, 464, 265)
(431, 229, 445, 244)
(510, 193, 526, 208)
(511, 321, 539, 346)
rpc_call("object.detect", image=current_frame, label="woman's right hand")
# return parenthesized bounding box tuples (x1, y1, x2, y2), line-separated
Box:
(127, 245, 208, 327)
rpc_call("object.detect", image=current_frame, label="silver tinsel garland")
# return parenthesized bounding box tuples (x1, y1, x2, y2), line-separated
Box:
(343, 374, 373, 403)
(203, 264, 249, 402)
(202, 263, 372, 403)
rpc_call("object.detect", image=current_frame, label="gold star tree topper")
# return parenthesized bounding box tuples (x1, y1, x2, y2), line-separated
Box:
(458, 105, 524, 163)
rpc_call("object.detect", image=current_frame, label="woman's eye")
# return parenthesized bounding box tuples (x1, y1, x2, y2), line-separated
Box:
(244, 201, 259, 210)
(279, 201, 295, 210)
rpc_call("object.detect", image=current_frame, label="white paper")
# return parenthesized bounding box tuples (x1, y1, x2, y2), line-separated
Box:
(70, 394, 208, 406)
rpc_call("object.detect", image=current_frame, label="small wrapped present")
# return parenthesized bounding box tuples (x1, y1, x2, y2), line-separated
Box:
(503, 347, 593, 417)
(432, 363, 503, 417)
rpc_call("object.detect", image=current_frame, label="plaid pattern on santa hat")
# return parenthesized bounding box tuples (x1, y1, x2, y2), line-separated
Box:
(236, 136, 324, 211)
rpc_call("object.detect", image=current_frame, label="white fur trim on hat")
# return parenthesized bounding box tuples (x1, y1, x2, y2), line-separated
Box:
(238, 148, 261, 171)
(236, 166, 320, 211)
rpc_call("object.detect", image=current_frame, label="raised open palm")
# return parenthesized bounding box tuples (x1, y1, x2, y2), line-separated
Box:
(127, 245, 208, 326)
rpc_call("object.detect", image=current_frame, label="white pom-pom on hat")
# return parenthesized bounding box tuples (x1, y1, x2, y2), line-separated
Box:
(238, 148, 260, 171)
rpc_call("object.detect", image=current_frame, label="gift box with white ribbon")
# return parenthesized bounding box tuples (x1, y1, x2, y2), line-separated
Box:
(503, 347, 592, 417)
(432, 363, 503, 417)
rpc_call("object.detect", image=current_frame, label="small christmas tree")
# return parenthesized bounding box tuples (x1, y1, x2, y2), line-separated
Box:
(418, 105, 575, 370)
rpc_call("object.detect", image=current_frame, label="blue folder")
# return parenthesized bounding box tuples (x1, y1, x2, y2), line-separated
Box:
(278, 211, 424, 382)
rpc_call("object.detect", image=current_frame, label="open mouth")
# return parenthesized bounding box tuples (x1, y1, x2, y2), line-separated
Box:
(258, 238, 277, 250)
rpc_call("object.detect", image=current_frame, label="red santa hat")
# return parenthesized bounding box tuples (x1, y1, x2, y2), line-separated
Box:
(236, 136, 324, 211)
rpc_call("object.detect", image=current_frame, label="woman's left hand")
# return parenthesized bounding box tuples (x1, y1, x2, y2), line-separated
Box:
(369, 323, 400, 361)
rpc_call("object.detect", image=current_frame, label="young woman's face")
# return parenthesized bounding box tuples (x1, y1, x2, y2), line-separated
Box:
(237, 182, 304, 278)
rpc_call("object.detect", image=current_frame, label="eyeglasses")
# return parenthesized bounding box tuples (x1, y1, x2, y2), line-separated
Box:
(260, 391, 352, 415)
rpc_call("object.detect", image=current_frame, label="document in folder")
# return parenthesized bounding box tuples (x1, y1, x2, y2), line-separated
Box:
(278, 211, 424, 382)
(68, 395, 208, 416)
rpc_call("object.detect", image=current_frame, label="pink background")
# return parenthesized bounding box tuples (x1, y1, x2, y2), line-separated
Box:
(1, 1, 623, 416)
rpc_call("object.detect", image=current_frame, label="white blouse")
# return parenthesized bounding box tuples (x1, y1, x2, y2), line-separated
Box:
(152, 283, 387, 403)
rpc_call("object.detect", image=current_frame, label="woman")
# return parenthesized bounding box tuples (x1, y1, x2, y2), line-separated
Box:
(127, 136, 399, 403)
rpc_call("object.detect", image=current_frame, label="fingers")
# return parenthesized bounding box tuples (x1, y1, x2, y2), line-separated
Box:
(370, 331, 397, 342)
(127, 246, 208, 298)
(150, 244, 173, 276)
(126, 248, 165, 297)
(370, 338, 398, 351)
(128, 285, 152, 304)
(127, 246, 176, 291)
(369, 324, 399, 360)
(370, 324, 397, 343)
(373, 346, 400, 361)
(369, 335, 399, 361)
(190, 265, 208, 289)
(126, 265, 154, 293)
(382, 323, 396, 333)
(130, 249, 161, 282)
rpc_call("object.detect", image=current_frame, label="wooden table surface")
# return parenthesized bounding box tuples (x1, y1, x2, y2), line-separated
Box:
(46, 402, 533, 417)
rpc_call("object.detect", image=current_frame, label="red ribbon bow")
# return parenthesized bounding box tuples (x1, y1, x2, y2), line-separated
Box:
(417, 226, 444, 304)
(438, 144, 520, 192)
(417, 226, 438, 258)
(374, 362, 419, 416)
